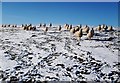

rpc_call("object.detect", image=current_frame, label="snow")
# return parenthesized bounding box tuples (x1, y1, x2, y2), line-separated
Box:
(0, 50, 17, 70)
(0, 26, 119, 82)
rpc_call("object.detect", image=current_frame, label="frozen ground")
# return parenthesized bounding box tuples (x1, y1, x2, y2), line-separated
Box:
(0, 26, 119, 82)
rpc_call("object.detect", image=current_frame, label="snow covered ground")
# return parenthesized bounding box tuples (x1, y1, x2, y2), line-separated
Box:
(0, 26, 119, 82)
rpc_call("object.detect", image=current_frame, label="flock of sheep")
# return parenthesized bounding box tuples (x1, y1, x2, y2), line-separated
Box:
(64, 24, 114, 40)
(1, 23, 114, 40)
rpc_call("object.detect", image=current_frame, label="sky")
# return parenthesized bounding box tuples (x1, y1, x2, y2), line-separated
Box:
(1, 0, 120, 2)
(0, 2, 2, 24)
(2, 2, 119, 27)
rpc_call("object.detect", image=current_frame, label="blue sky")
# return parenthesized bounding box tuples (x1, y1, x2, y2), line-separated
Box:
(2, 2, 118, 26)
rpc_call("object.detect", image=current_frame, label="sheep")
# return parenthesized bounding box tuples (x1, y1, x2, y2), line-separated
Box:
(96, 25, 101, 31)
(107, 26, 113, 31)
(8, 24, 10, 27)
(75, 26, 80, 32)
(29, 24, 32, 27)
(23, 24, 28, 30)
(12, 24, 14, 27)
(58, 25, 62, 31)
(1, 24, 3, 27)
(64, 24, 66, 28)
(87, 28, 94, 39)
(74, 28, 83, 40)
(29, 26, 33, 30)
(28, 25, 36, 31)
(49, 23, 52, 27)
(43, 23, 46, 28)
(68, 24, 72, 30)
(100, 24, 106, 31)
(103, 25, 108, 31)
(78, 24, 82, 28)
(44, 27, 48, 32)
(14, 24, 17, 27)
(39, 23, 42, 28)
(4, 24, 6, 27)
(91, 28, 94, 35)
(2, 24, 4, 27)
(82, 25, 89, 34)
(96, 24, 108, 32)
(5, 24, 7, 27)
(32, 26, 36, 31)
(64, 24, 69, 30)
(70, 28, 75, 34)
(22, 24, 24, 27)
(26, 26, 29, 30)
(25, 24, 32, 30)
(101, 24, 105, 30)
(23, 24, 36, 31)
(24, 26, 28, 30)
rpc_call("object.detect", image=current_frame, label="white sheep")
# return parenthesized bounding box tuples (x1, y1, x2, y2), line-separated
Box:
(44, 27, 48, 32)
(70, 28, 75, 34)
(96, 25, 101, 31)
(68, 24, 72, 30)
(74, 28, 83, 40)
(75, 26, 80, 32)
(101, 24, 105, 29)
(87, 28, 94, 39)
(43, 23, 46, 28)
(82, 25, 89, 34)
(107, 26, 113, 31)
(64, 24, 69, 30)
